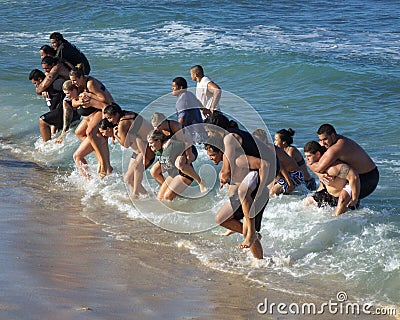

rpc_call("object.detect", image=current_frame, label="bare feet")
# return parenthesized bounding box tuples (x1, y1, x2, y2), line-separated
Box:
(237, 232, 257, 250)
(199, 180, 207, 193)
(221, 231, 262, 240)
(98, 165, 113, 179)
(221, 230, 236, 237)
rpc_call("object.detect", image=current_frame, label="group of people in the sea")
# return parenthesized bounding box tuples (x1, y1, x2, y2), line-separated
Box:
(29, 32, 380, 259)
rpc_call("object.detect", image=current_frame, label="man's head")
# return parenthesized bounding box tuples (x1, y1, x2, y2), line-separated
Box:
(172, 77, 187, 96)
(304, 140, 326, 165)
(40, 45, 56, 59)
(41, 56, 58, 73)
(29, 69, 45, 87)
(151, 112, 166, 129)
(49, 32, 64, 50)
(253, 128, 268, 144)
(317, 123, 337, 149)
(204, 144, 223, 165)
(204, 135, 224, 165)
(190, 65, 204, 81)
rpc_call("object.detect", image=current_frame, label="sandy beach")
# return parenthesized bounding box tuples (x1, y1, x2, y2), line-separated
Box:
(0, 150, 396, 320)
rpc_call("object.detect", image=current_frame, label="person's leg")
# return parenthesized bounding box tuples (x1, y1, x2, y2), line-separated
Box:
(269, 178, 286, 196)
(86, 112, 112, 178)
(237, 186, 257, 249)
(175, 156, 207, 192)
(215, 201, 243, 233)
(303, 194, 318, 206)
(150, 161, 165, 186)
(73, 138, 95, 178)
(163, 175, 192, 201)
(124, 157, 147, 198)
(216, 201, 263, 259)
(75, 118, 89, 142)
(158, 176, 173, 200)
(333, 188, 351, 216)
(39, 118, 52, 142)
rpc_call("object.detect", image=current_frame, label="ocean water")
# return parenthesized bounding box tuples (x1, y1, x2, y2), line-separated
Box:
(1, 0, 399, 308)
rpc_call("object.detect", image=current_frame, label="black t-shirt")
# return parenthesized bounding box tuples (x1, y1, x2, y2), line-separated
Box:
(56, 41, 91, 74)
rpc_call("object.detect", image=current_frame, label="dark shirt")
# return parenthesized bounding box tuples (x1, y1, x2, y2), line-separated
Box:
(56, 40, 91, 75)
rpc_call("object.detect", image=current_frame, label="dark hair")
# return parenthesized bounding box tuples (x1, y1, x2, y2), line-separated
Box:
(103, 103, 123, 117)
(317, 124, 336, 136)
(49, 32, 64, 43)
(98, 118, 116, 130)
(204, 135, 224, 152)
(41, 56, 58, 66)
(276, 128, 295, 145)
(172, 77, 187, 89)
(29, 69, 45, 81)
(40, 44, 56, 56)
(147, 129, 169, 144)
(304, 140, 326, 155)
(190, 65, 204, 77)
(204, 112, 238, 130)
(69, 64, 86, 78)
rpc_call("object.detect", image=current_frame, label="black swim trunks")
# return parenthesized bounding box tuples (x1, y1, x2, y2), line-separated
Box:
(229, 192, 268, 232)
(312, 188, 338, 208)
(305, 177, 317, 191)
(359, 167, 379, 199)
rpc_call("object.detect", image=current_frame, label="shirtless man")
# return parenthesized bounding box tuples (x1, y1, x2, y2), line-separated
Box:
(205, 138, 270, 259)
(190, 65, 221, 118)
(313, 124, 379, 206)
(29, 68, 65, 141)
(303, 141, 360, 216)
(103, 103, 155, 198)
(37, 56, 70, 96)
(204, 112, 275, 250)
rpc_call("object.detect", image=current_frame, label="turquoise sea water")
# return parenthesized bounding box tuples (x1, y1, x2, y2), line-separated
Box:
(1, 0, 399, 308)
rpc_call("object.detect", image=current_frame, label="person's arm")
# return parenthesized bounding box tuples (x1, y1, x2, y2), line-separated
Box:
(342, 165, 360, 207)
(55, 100, 73, 144)
(84, 79, 113, 105)
(177, 109, 187, 126)
(219, 153, 231, 188)
(254, 158, 269, 201)
(220, 133, 241, 188)
(36, 68, 58, 94)
(114, 121, 130, 147)
(312, 145, 340, 173)
(169, 120, 194, 161)
(207, 81, 221, 113)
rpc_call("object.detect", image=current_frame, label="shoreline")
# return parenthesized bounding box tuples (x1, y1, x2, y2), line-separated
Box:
(0, 150, 396, 320)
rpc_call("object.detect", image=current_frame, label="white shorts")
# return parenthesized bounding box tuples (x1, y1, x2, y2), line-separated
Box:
(343, 183, 352, 197)
(242, 171, 259, 192)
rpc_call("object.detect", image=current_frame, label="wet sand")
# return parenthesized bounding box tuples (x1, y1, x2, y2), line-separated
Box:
(0, 151, 395, 320)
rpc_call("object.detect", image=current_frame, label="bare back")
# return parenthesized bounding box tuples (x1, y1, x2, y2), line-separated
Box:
(319, 135, 375, 174)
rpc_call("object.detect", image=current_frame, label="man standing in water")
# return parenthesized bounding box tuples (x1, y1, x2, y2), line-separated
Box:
(190, 65, 221, 118)
(205, 135, 272, 259)
(313, 124, 379, 207)
(172, 76, 207, 143)
(303, 141, 360, 216)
